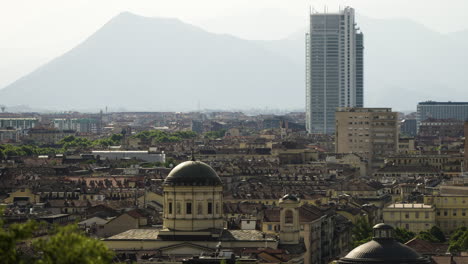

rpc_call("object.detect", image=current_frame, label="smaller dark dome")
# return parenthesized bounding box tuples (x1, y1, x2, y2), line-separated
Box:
(338, 223, 430, 264)
(164, 161, 222, 187)
(281, 194, 299, 201)
(373, 223, 393, 230)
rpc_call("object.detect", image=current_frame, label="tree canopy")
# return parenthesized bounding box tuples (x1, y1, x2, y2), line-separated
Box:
(34, 225, 114, 264)
(351, 217, 373, 247)
(448, 227, 468, 253)
(132, 130, 197, 143)
(0, 213, 114, 264)
(417, 226, 446, 243)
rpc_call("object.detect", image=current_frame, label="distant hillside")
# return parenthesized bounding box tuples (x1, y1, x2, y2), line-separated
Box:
(1, 12, 467, 111)
(0, 12, 302, 111)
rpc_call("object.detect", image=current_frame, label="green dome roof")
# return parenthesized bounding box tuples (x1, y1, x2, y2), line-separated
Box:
(163, 161, 222, 186)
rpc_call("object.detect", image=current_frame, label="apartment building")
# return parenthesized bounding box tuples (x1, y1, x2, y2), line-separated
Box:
(335, 107, 398, 170)
(383, 203, 435, 233)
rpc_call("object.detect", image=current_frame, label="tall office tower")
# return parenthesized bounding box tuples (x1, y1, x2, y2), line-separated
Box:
(306, 7, 364, 134)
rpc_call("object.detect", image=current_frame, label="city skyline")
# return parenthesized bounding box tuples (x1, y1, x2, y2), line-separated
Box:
(1, 1, 468, 113)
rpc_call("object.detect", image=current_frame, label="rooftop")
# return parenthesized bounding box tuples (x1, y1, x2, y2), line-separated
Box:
(106, 229, 160, 240)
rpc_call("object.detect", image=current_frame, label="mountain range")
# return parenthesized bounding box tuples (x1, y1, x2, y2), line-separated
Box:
(0, 12, 467, 112)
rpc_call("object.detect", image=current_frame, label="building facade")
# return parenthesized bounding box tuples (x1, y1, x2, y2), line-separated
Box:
(383, 203, 435, 234)
(424, 194, 468, 233)
(416, 101, 468, 132)
(335, 108, 398, 170)
(306, 6, 364, 134)
(400, 119, 417, 137)
(0, 118, 38, 130)
(465, 122, 468, 173)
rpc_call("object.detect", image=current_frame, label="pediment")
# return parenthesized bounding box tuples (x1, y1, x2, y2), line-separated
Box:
(159, 242, 214, 256)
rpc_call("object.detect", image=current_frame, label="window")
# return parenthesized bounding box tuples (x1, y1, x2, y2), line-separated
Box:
(268, 224, 272, 231)
(444, 210, 448, 216)
(186, 202, 192, 214)
(168, 202, 173, 214)
(405, 213, 409, 219)
(463, 210, 466, 216)
(207, 202, 213, 214)
(176, 202, 181, 214)
(453, 209, 457, 216)
(197, 203, 203, 215)
(216, 203, 219, 214)
(425, 212, 429, 219)
(415, 212, 419, 219)
(285, 210, 294, 224)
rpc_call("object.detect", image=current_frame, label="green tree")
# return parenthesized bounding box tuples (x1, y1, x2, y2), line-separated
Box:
(429, 226, 446, 242)
(394, 227, 416, 243)
(448, 227, 468, 253)
(351, 217, 373, 247)
(34, 225, 114, 264)
(0, 219, 38, 264)
(0, 211, 114, 264)
(204, 129, 226, 139)
(417, 231, 439, 242)
(417, 226, 446, 243)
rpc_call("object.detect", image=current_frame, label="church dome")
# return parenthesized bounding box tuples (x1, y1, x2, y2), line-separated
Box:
(338, 223, 430, 264)
(281, 194, 299, 202)
(164, 161, 222, 186)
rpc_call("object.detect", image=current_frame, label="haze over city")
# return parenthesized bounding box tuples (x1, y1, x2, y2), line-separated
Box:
(3, 1, 468, 264)
(1, 0, 468, 112)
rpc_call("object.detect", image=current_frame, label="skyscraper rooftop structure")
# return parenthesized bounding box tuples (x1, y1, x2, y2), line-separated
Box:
(306, 6, 364, 134)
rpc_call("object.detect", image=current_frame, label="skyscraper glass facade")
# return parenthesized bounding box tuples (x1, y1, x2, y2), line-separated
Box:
(305, 7, 364, 134)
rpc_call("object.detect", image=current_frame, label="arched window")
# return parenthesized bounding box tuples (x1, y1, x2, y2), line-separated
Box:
(285, 209, 293, 224)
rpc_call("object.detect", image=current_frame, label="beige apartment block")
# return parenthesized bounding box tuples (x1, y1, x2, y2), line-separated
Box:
(383, 203, 436, 233)
(335, 108, 398, 171)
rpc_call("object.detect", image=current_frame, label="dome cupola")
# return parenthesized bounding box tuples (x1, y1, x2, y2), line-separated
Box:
(338, 223, 430, 264)
(164, 160, 222, 186)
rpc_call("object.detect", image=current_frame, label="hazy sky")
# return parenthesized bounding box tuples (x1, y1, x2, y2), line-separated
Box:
(1, 0, 467, 89)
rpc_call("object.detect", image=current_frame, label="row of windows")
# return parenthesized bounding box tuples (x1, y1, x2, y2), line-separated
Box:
(436, 209, 467, 216)
(167, 201, 220, 215)
(389, 211, 431, 219)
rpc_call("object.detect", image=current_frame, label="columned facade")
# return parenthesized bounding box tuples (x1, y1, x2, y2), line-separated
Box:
(163, 185, 223, 231)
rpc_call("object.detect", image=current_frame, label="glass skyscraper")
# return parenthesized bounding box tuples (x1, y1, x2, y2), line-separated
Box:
(305, 7, 364, 134)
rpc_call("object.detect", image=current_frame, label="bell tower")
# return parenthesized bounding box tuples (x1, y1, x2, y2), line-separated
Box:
(279, 194, 300, 245)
